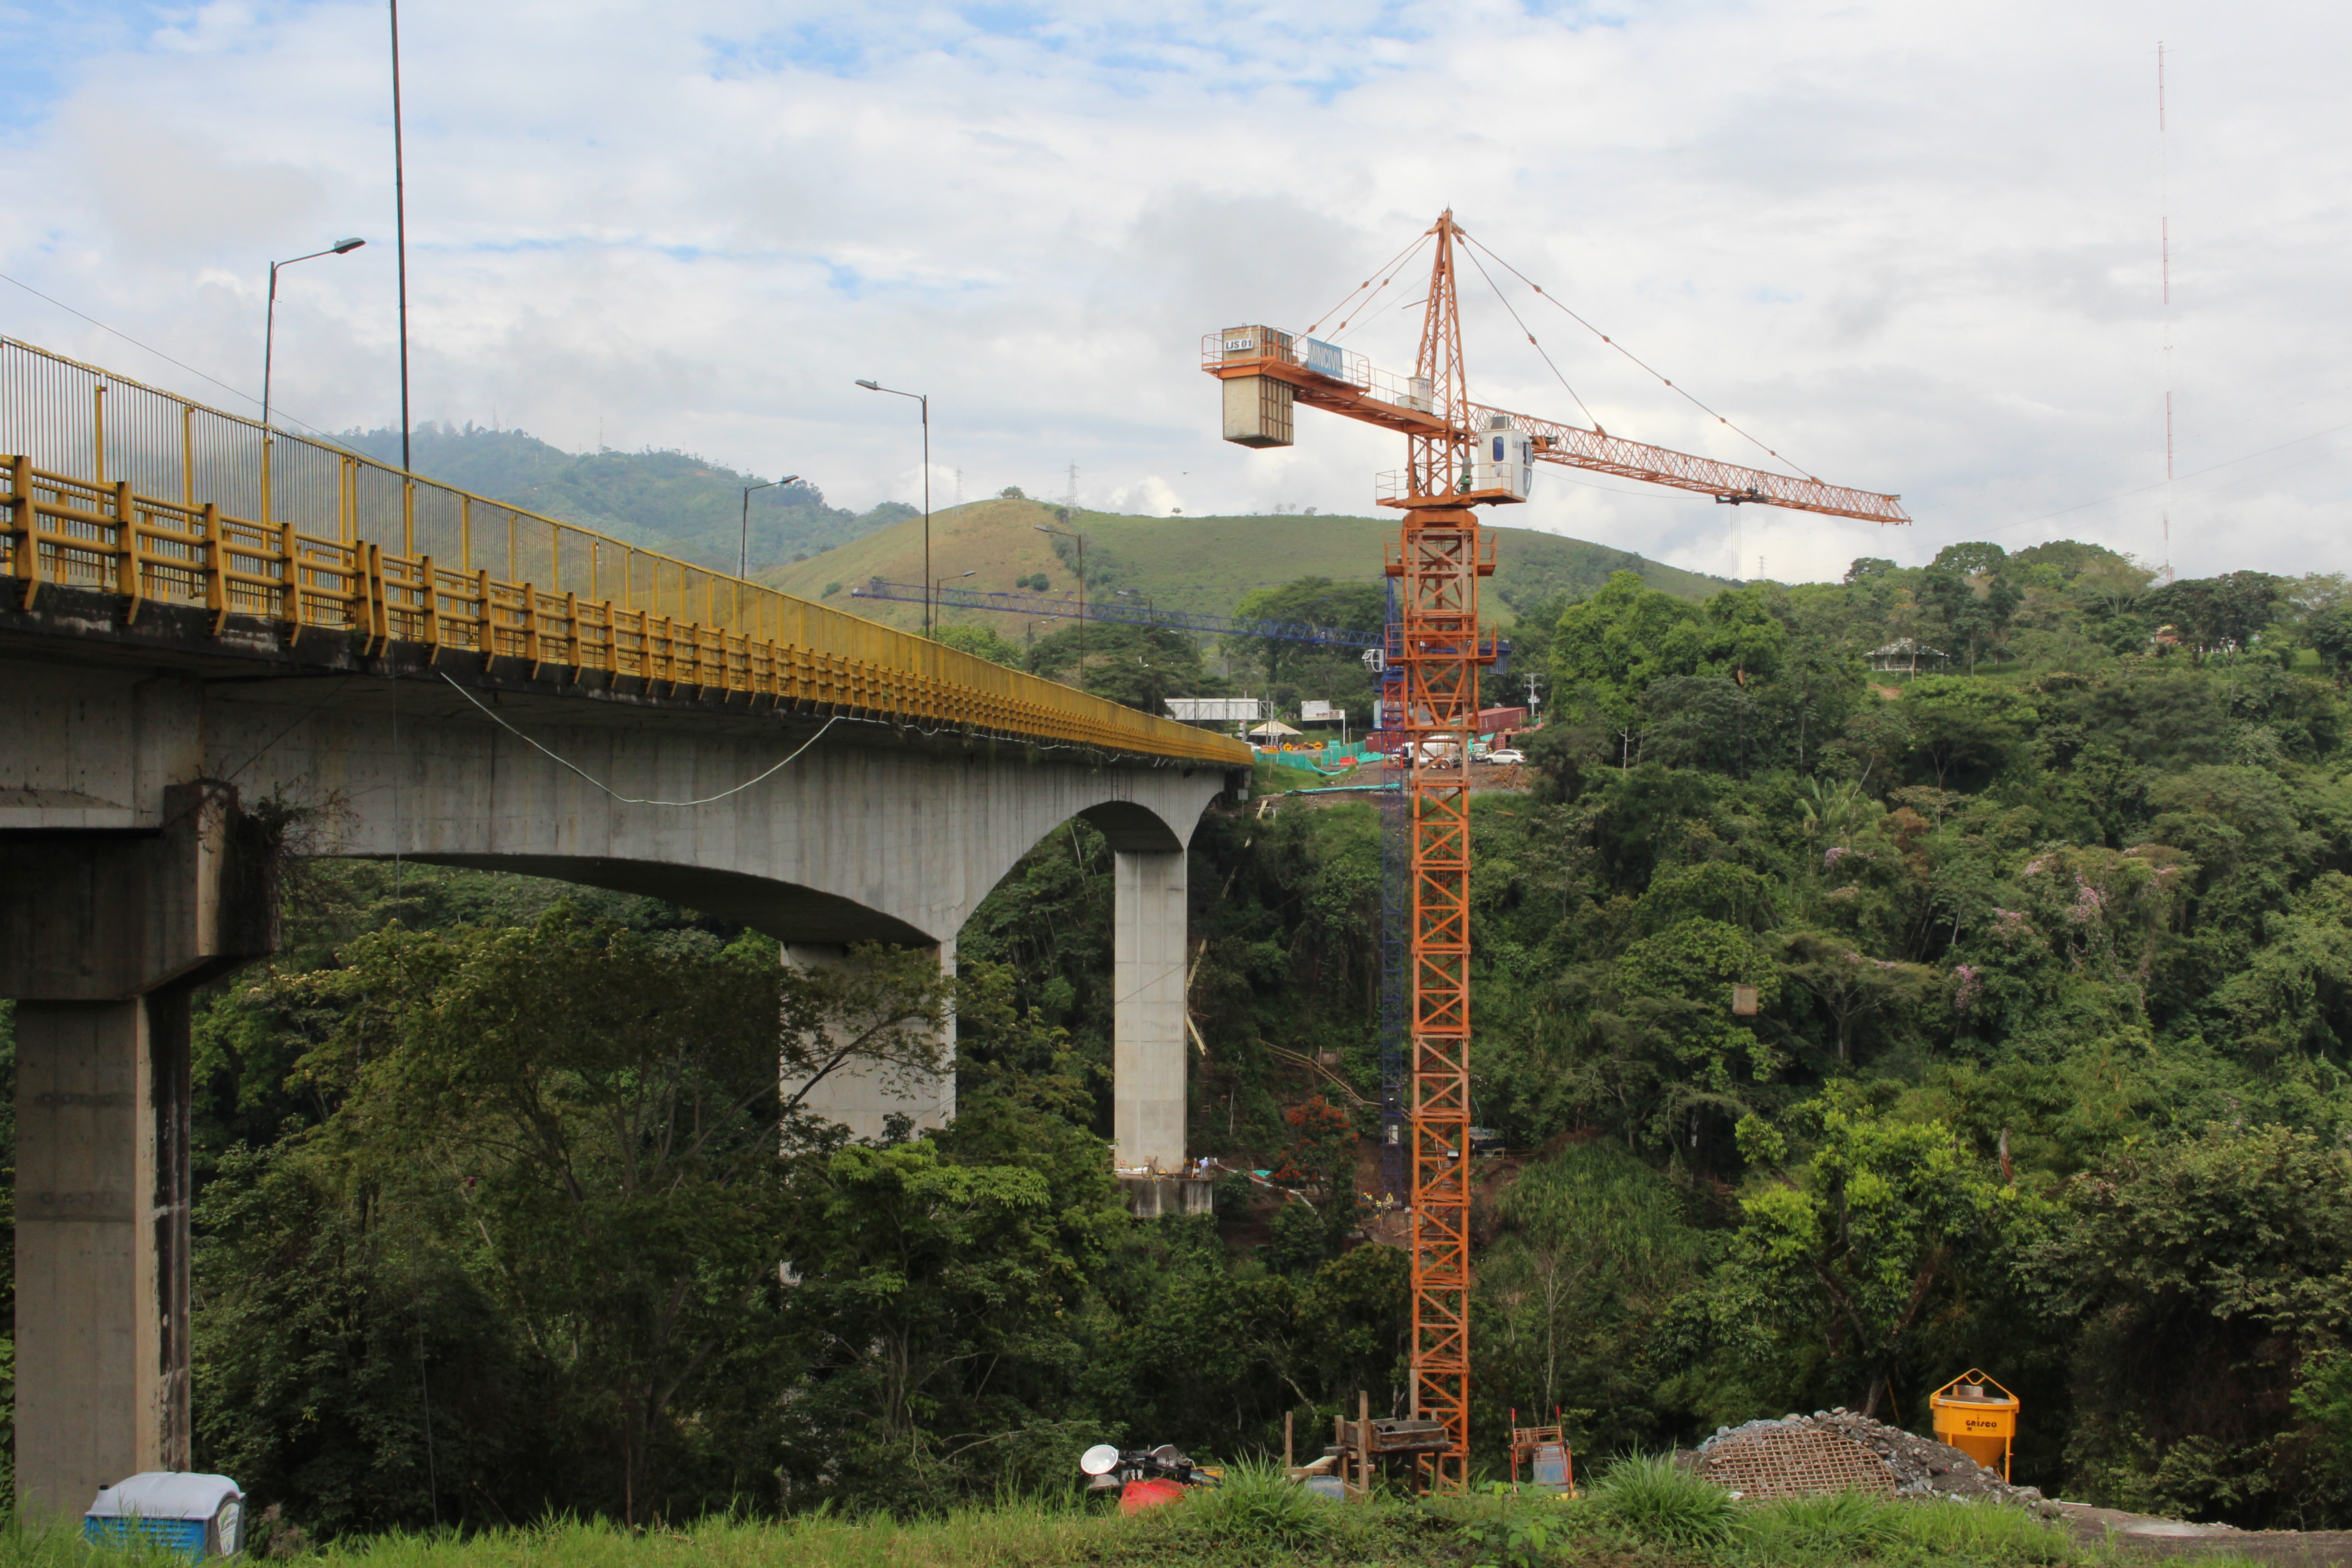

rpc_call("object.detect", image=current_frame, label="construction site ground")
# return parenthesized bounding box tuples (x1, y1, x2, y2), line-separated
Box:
(1692, 1411, 2352, 1564)
(1259, 759, 1534, 813)
(2047, 1503, 2352, 1565)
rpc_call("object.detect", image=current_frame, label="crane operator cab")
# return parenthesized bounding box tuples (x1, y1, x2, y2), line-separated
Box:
(1466, 415, 1535, 500)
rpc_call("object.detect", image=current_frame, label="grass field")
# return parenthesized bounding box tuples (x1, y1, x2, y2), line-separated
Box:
(0, 1464, 2227, 1568)
(762, 498, 1728, 635)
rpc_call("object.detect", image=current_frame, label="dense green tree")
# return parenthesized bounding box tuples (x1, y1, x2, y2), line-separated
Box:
(2144, 571, 2293, 661)
(1231, 576, 1384, 692)
(1475, 1142, 1707, 1453)
(929, 622, 1026, 667)
(1027, 621, 1225, 713)
(1720, 1087, 2043, 1417)
(2039, 1124, 2352, 1527)
(1899, 676, 2037, 788)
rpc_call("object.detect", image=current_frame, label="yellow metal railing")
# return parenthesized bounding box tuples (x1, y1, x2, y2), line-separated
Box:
(0, 342, 1246, 767)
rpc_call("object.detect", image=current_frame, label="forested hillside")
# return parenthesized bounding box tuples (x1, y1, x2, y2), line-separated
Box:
(4, 536, 2347, 1538)
(1158, 541, 2352, 1532)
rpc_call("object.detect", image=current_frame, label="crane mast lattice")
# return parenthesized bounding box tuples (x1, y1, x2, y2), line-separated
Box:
(1206, 211, 1906, 1490)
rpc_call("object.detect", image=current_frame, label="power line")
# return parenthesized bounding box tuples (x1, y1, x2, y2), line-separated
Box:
(1981, 417, 2352, 534)
(0, 276, 365, 452)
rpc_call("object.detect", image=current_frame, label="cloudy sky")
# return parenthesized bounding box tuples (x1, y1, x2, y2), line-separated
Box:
(4, 0, 2344, 584)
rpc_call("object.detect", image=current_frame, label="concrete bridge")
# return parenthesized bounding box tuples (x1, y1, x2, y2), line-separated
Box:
(0, 338, 1249, 1515)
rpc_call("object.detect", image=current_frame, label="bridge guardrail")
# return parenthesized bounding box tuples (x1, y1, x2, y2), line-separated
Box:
(0, 339, 1247, 767)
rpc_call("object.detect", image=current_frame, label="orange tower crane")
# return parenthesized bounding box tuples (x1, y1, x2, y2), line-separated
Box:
(1205, 211, 1908, 1491)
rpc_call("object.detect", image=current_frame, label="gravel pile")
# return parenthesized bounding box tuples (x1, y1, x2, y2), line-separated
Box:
(1694, 1409, 2061, 1517)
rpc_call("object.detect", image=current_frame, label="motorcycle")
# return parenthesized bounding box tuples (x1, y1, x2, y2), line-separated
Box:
(1079, 1442, 1220, 1514)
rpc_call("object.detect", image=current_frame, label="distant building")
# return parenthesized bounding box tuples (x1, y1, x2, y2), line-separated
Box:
(1166, 697, 1261, 725)
(1867, 638, 1948, 673)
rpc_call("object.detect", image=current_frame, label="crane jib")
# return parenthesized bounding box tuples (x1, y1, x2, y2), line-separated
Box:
(1201, 334, 1908, 526)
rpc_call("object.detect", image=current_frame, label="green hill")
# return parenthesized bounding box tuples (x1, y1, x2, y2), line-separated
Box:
(337, 424, 913, 573)
(762, 498, 1729, 632)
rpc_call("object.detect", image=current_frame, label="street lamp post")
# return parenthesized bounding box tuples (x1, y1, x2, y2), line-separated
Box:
(740, 474, 799, 578)
(934, 568, 976, 628)
(262, 239, 366, 431)
(855, 380, 929, 631)
(1034, 522, 1085, 684)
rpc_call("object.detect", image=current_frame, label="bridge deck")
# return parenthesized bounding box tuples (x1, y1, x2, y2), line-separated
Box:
(0, 338, 1246, 768)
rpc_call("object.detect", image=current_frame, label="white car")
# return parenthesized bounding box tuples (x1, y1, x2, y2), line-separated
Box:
(1483, 748, 1527, 765)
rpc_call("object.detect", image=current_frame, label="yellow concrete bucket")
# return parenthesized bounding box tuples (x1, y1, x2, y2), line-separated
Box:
(1929, 1369, 2019, 1480)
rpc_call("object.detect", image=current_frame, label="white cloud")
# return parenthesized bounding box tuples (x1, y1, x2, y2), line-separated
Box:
(3, 0, 2347, 584)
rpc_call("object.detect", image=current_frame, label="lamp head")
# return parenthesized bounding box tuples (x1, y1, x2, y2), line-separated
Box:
(855, 379, 881, 391)
(780, 474, 800, 485)
(331, 238, 366, 254)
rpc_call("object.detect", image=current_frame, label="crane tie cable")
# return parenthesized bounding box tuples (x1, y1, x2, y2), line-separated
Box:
(441, 672, 839, 805)
(1459, 232, 1824, 484)
(1460, 245, 1603, 433)
(1304, 231, 1434, 338)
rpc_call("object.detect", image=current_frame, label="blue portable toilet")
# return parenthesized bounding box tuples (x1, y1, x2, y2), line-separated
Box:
(84, 1472, 243, 1558)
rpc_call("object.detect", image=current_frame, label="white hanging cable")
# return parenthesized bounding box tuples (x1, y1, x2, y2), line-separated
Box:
(440, 673, 839, 806)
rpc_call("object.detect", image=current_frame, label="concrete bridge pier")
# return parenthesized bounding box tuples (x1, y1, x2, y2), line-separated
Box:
(1113, 848, 1189, 1173)
(788, 830, 1196, 1177)
(0, 784, 278, 1515)
(782, 939, 959, 1139)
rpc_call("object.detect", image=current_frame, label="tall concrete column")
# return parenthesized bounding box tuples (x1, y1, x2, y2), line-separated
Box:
(781, 941, 957, 1140)
(1, 782, 275, 1516)
(1112, 848, 1188, 1172)
(13, 994, 193, 1512)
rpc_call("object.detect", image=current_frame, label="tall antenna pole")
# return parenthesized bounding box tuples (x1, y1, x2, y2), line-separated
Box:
(2158, 40, 2174, 584)
(390, 0, 413, 473)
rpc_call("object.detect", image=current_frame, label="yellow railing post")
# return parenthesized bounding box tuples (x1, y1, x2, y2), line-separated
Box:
(201, 503, 225, 633)
(5, 455, 33, 603)
(418, 555, 437, 655)
(114, 481, 140, 621)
